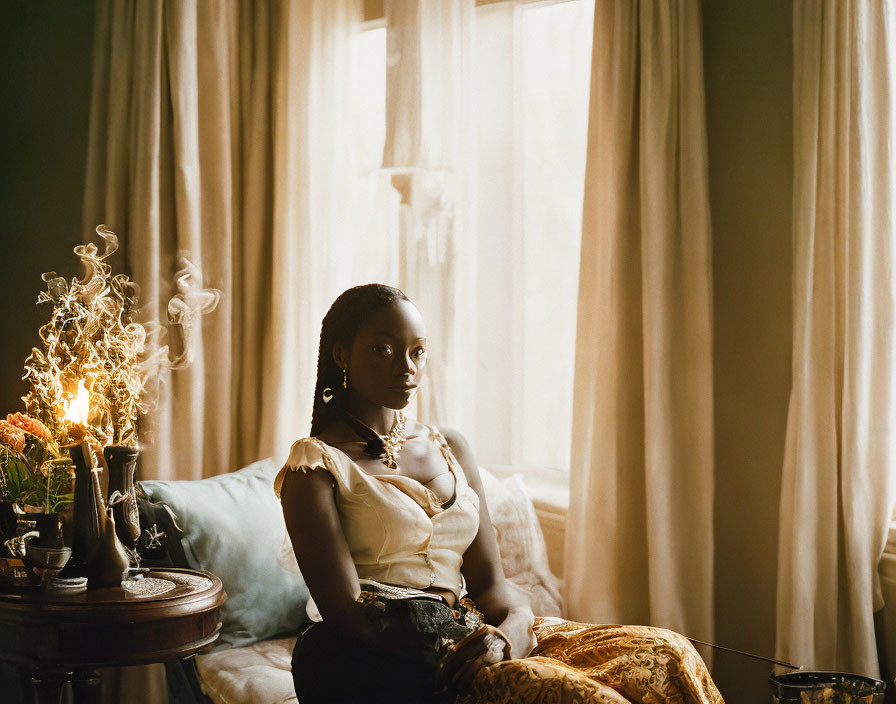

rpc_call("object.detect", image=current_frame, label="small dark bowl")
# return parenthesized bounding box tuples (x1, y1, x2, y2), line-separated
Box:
(769, 670, 886, 703)
(24, 544, 72, 583)
(25, 544, 72, 570)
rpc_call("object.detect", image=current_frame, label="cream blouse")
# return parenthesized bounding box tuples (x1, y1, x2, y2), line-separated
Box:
(274, 425, 481, 618)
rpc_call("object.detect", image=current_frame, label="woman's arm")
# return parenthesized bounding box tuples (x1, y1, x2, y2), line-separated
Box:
(441, 428, 537, 660)
(279, 467, 423, 660)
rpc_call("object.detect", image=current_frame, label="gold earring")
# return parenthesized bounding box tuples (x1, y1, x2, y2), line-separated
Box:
(342, 369, 348, 389)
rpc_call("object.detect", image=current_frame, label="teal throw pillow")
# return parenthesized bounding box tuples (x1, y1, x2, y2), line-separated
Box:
(139, 458, 308, 648)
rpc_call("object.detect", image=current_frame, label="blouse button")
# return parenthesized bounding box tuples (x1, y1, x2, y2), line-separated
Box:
(422, 551, 436, 587)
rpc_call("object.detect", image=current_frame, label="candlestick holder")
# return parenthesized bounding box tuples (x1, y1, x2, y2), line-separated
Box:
(66, 441, 103, 573)
(64, 442, 133, 586)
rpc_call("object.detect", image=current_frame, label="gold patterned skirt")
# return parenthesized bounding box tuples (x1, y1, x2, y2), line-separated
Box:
(463, 617, 726, 704)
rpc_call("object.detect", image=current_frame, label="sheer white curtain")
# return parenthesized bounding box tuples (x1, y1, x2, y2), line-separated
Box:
(83, 0, 363, 482)
(776, 0, 896, 678)
(380, 0, 477, 430)
(565, 0, 715, 642)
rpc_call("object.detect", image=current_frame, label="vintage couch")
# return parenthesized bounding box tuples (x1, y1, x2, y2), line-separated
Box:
(134, 457, 564, 704)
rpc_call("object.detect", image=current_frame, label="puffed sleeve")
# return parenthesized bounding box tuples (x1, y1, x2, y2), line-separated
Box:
(274, 437, 342, 498)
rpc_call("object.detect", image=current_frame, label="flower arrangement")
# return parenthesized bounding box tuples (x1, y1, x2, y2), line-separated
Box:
(21, 227, 146, 448)
(0, 413, 73, 514)
(0, 226, 218, 518)
(0, 227, 138, 515)
(0, 227, 139, 515)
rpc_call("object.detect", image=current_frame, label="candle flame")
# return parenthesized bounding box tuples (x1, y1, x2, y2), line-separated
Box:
(63, 379, 90, 425)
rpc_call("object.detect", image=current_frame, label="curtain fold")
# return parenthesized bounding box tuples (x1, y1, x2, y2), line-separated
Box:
(83, 0, 363, 482)
(565, 0, 715, 643)
(776, 0, 896, 678)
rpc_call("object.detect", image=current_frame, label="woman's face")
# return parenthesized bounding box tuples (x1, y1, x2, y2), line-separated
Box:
(336, 299, 427, 410)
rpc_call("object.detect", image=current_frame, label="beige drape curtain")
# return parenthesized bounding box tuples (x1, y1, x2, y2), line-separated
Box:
(565, 0, 715, 643)
(83, 0, 362, 481)
(776, 0, 896, 678)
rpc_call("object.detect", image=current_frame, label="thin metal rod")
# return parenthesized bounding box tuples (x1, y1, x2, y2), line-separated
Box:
(686, 637, 801, 670)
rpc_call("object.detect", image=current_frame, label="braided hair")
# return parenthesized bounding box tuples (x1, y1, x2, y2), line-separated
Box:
(310, 284, 410, 436)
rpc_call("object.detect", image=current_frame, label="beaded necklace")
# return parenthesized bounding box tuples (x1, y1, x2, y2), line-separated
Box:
(343, 411, 407, 470)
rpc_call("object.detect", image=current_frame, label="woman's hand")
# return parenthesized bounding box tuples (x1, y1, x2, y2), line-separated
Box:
(440, 429, 537, 656)
(498, 607, 537, 659)
(435, 609, 536, 693)
(436, 625, 510, 692)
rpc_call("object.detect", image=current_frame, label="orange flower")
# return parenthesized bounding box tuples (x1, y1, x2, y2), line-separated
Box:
(6, 412, 52, 443)
(0, 420, 26, 454)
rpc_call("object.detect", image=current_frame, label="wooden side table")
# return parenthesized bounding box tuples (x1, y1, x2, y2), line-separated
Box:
(0, 568, 226, 704)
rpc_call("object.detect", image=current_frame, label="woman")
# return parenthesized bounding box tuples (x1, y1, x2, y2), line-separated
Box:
(276, 284, 724, 704)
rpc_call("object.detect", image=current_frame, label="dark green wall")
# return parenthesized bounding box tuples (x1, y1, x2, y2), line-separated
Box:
(0, 0, 95, 414)
(0, 3, 94, 699)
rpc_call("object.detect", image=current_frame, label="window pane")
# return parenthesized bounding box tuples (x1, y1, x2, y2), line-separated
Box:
(518, 0, 593, 470)
(352, 25, 386, 171)
(346, 26, 402, 289)
(356, 6, 593, 473)
(474, 3, 517, 466)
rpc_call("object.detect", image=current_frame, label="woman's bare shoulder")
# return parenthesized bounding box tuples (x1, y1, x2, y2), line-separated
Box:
(435, 426, 470, 452)
(434, 426, 482, 485)
(278, 436, 343, 495)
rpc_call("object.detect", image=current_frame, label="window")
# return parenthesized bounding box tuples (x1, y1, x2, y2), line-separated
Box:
(353, 0, 593, 475)
(475, 0, 593, 472)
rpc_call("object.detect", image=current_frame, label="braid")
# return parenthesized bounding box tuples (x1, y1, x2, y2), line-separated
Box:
(310, 284, 409, 436)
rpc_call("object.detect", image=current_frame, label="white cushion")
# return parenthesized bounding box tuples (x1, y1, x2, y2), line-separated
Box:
(196, 636, 298, 704)
(477, 468, 564, 617)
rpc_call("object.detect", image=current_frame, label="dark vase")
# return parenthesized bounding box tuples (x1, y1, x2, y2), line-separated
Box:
(34, 512, 64, 549)
(104, 446, 140, 551)
(0, 501, 17, 557)
(86, 505, 130, 587)
(66, 442, 104, 572)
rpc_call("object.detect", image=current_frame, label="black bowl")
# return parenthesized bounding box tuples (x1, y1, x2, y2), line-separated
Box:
(25, 544, 72, 570)
(769, 670, 885, 703)
(24, 544, 72, 583)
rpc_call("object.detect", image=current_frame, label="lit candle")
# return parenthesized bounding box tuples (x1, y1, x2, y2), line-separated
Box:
(63, 379, 90, 424)
(61, 380, 107, 477)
